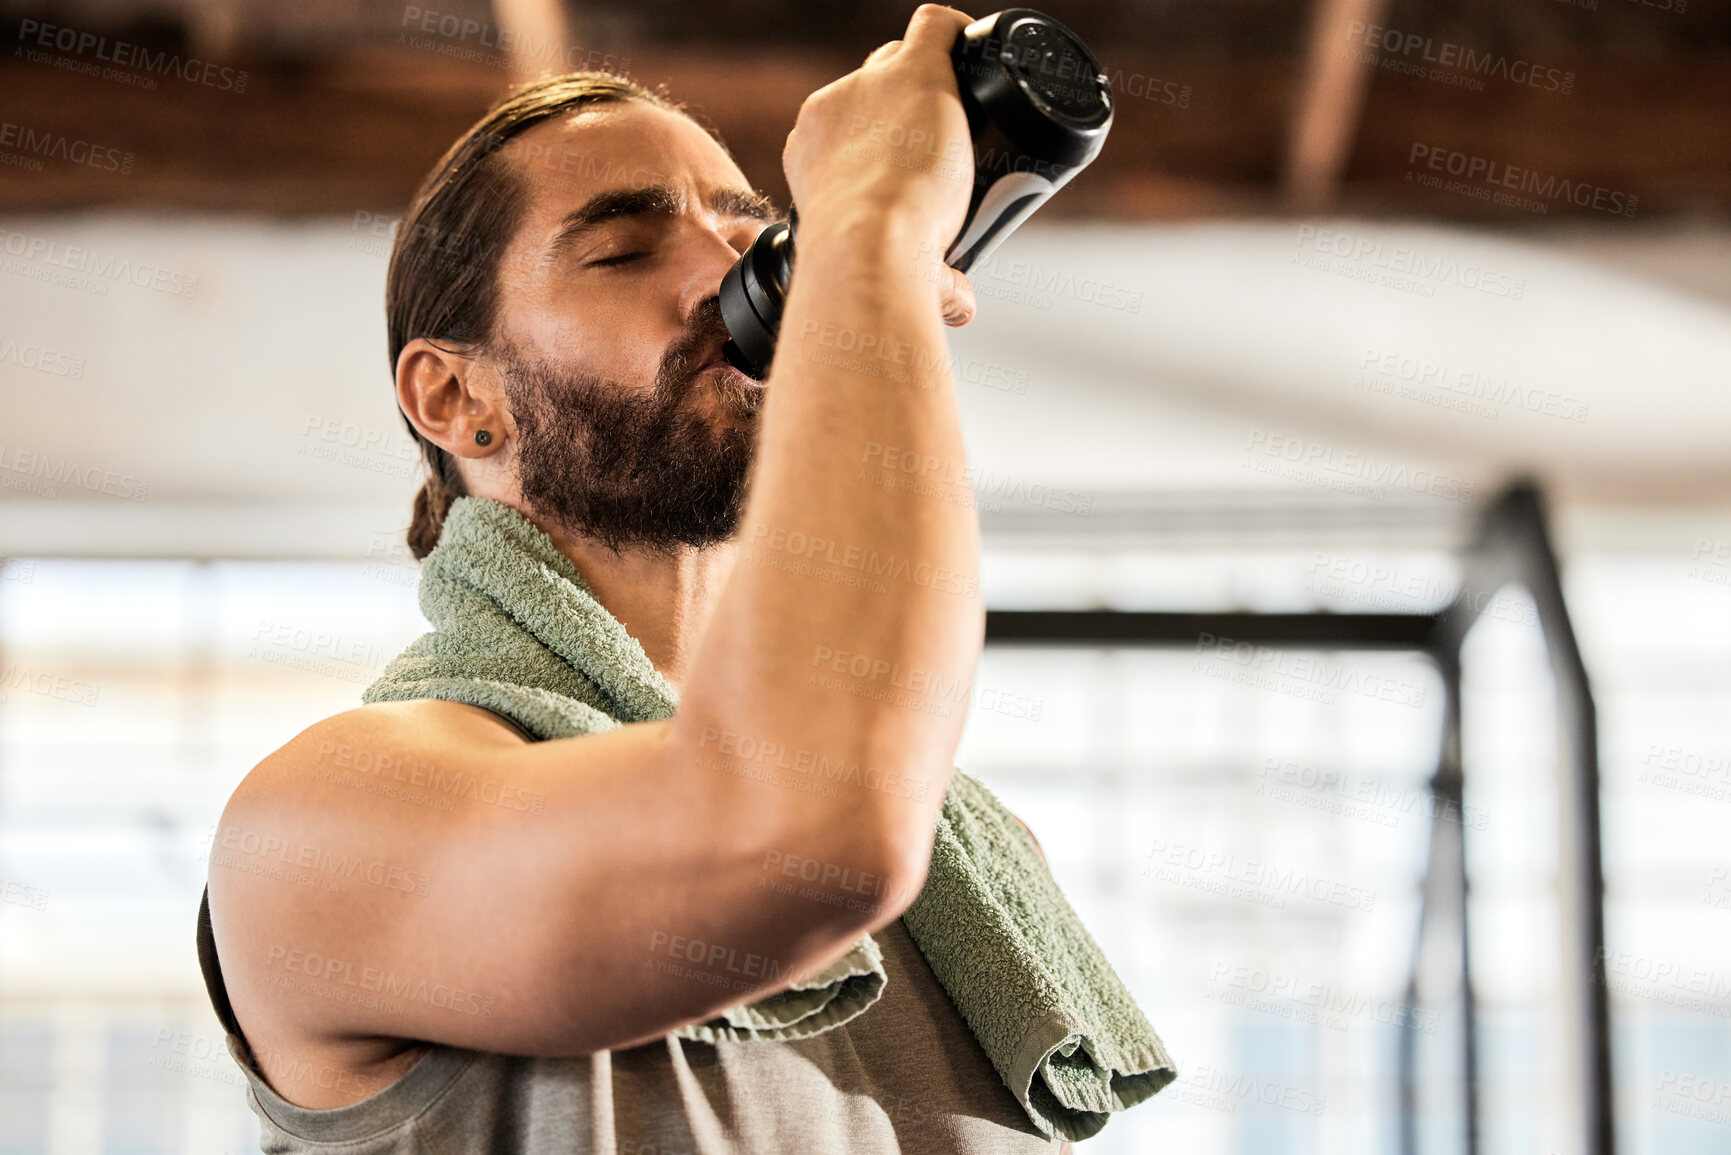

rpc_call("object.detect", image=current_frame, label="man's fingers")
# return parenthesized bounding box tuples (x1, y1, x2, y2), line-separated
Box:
(869, 0, 970, 69)
(862, 40, 901, 68)
(902, 4, 974, 56)
(940, 267, 976, 328)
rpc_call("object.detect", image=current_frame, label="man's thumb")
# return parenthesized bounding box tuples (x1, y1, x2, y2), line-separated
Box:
(939, 266, 976, 327)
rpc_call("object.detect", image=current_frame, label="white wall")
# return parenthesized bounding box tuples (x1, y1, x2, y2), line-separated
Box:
(2, 213, 1728, 558)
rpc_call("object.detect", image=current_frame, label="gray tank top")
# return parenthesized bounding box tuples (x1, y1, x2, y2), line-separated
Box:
(198, 892, 1060, 1153)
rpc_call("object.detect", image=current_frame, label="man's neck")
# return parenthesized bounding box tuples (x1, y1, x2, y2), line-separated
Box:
(525, 509, 735, 693)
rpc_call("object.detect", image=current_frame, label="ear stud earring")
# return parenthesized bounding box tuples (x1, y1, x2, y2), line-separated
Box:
(475, 429, 492, 446)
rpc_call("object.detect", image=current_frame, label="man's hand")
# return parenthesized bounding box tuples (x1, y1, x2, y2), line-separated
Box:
(784, 5, 978, 327)
(782, 6, 976, 267)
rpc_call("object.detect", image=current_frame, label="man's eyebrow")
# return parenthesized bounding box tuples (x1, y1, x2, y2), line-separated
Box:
(544, 184, 775, 257)
(709, 187, 777, 223)
(546, 184, 684, 254)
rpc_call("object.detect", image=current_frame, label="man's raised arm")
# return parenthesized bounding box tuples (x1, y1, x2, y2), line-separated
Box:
(672, 2, 984, 891)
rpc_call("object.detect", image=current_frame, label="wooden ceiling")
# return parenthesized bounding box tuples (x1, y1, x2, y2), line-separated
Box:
(0, 0, 1725, 223)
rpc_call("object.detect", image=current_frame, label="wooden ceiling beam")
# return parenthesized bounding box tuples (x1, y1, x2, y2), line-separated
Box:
(492, 0, 574, 86)
(0, 44, 1724, 222)
(1283, 0, 1391, 213)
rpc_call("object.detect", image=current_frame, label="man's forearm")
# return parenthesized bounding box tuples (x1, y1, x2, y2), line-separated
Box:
(674, 210, 982, 877)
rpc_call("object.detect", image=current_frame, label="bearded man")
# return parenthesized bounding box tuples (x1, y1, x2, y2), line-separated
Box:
(200, 7, 1138, 1151)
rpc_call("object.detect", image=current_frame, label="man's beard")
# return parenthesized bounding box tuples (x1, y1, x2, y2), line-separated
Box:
(496, 298, 762, 555)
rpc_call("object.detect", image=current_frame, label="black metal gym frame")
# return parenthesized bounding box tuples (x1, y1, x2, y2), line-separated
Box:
(980, 479, 1613, 1155)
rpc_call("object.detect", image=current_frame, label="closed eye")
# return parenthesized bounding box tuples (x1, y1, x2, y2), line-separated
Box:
(589, 252, 648, 268)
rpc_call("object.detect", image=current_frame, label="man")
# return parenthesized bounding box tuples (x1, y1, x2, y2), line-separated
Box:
(204, 6, 1077, 1151)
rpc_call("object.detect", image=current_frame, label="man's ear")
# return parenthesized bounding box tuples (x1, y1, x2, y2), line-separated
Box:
(396, 337, 513, 459)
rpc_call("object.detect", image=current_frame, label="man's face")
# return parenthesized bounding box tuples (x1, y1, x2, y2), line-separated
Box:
(487, 101, 775, 554)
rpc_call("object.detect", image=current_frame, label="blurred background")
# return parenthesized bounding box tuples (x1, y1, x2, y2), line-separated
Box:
(0, 0, 1728, 1152)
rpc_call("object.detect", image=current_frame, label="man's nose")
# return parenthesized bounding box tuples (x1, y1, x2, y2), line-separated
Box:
(677, 220, 766, 321)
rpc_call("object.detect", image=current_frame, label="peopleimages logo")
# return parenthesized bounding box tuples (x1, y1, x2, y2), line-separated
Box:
(860, 441, 1092, 517)
(1206, 959, 1441, 1034)
(1344, 20, 1575, 94)
(1292, 225, 1527, 300)
(264, 945, 495, 1018)
(1243, 428, 1476, 504)
(1409, 144, 1638, 218)
(0, 228, 200, 299)
(1171, 1064, 1326, 1117)
(0, 337, 85, 379)
(0, 444, 148, 502)
(0, 878, 50, 910)
(15, 18, 249, 92)
(1356, 346, 1591, 423)
(1195, 630, 1430, 709)
(743, 524, 978, 599)
(1141, 837, 1379, 912)
(0, 664, 101, 706)
(1257, 757, 1488, 830)
(914, 239, 1145, 314)
(398, 6, 628, 74)
(0, 121, 132, 173)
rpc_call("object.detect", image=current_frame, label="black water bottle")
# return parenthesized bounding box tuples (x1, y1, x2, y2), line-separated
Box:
(718, 8, 1114, 379)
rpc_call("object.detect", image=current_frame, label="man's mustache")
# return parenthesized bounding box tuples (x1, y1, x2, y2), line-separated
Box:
(657, 297, 734, 394)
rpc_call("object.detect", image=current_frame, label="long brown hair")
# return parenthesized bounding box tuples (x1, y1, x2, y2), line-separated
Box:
(386, 72, 695, 559)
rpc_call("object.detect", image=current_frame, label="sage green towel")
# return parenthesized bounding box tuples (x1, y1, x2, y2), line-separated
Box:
(362, 496, 1174, 1141)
